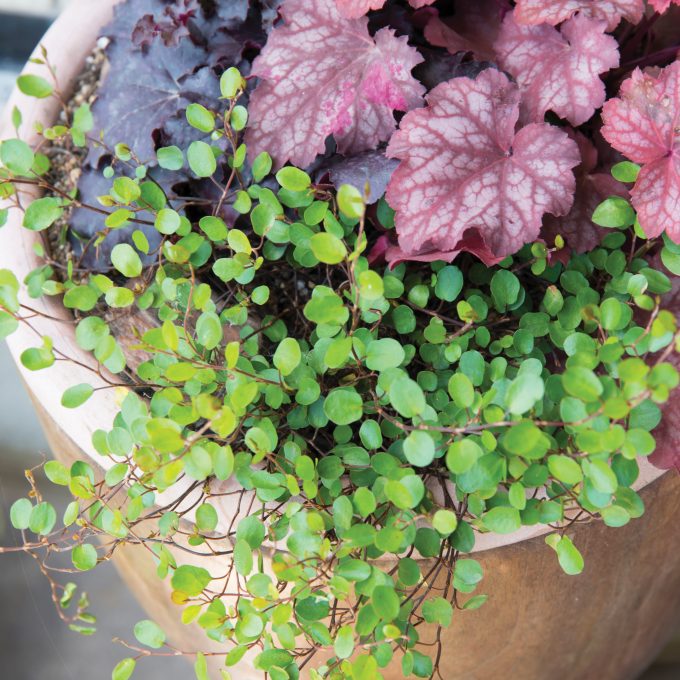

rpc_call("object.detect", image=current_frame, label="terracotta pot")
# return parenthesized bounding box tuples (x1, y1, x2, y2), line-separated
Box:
(1, 2, 680, 678)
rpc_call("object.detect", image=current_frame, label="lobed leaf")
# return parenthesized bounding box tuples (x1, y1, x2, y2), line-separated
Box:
(246, 0, 425, 168)
(386, 69, 579, 262)
(132, 0, 201, 48)
(86, 40, 220, 166)
(494, 12, 620, 126)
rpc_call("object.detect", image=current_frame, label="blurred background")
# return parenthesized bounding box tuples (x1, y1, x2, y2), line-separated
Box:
(0, 1, 678, 678)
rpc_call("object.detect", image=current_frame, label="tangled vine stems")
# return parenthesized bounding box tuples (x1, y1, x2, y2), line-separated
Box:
(1, 52, 680, 680)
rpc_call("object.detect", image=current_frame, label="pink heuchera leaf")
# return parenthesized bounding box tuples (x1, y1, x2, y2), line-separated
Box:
(246, 0, 425, 168)
(543, 130, 628, 252)
(649, 0, 680, 13)
(514, 0, 644, 31)
(601, 62, 680, 241)
(424, 0, 510, 62)
(385, 69, 580, 261)
(335, 0, 434, 20)
(495, 12, 619, 126)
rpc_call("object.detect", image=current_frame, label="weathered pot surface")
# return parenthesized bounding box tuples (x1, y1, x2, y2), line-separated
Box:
(1, 2, 679, 679)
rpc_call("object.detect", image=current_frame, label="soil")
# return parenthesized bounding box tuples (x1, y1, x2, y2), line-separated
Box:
(44, 42, 106, 276)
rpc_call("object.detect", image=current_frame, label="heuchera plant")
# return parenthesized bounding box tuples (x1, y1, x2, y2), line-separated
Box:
(1, 0, 680, 679)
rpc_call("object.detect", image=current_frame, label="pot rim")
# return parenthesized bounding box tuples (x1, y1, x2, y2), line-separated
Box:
(0, 0, 667, 555)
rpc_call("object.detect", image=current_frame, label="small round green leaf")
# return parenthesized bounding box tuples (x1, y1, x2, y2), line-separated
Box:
(133, 619, 166, 649)
(276, 166, 311, 192)
(324, 388, 363, 425)
(186, 103, 215, 133)
(72, 543, 98, 571)
(187, 141, 217, 178)
(17, 74, 53, 99)
(273, 337, 302, 376)
(111, 244, 143, 278)
(112, 658, 136, 680)
(310, 232, 347, 264)
(10, 498, 32, 530)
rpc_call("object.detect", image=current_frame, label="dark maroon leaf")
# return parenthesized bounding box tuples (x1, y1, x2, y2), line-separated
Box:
(384, 231, 506, 268)
(367, 233, 391, 266)
(369, 3, 421, 38)
(650, 383, 680, 471)
(336, 0, 435, 19)
(542, 130, 628, 252)
(424, 1, 510, 62)
(325, 150, 399, 203)
(637, 0, 677, 15)
(413, 49, 495, 91)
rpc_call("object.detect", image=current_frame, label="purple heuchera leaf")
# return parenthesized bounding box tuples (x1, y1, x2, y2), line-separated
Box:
(542, 130, 628, 252)
(424, 0, 510, 62)
(86, 40, 219, 166)
(385, 69, 580, 262)
(132, 0, 200, 47)
(258, 0, 282, 30)
(325, 150, 399, 203)
(601, 62, 680, 242)
(335, 0, 434, 20)
(514, 0, 644, 31)
(494, 12, 619, 126)
(246, 0, 425, 169)
(106, 0, 167, 40)
(215, 0, 250, 25)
